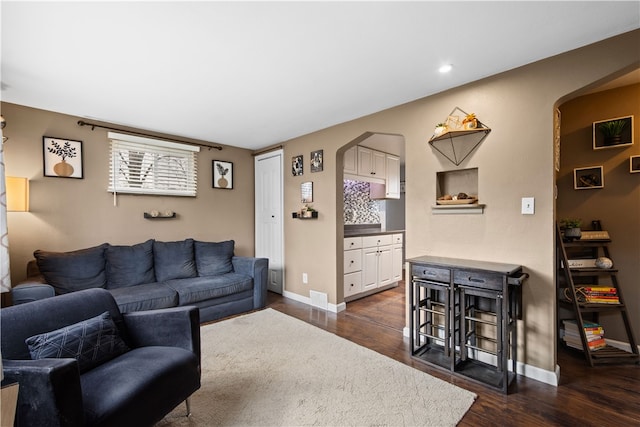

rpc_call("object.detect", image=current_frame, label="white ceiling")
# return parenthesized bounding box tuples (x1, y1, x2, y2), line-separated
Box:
(2, 1, 639, 151)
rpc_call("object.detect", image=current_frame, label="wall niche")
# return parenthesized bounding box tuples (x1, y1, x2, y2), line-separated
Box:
(433, 167, 483, 214)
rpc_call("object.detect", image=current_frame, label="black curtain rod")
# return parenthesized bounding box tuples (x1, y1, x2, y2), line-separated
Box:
(77, 120, 223, 151)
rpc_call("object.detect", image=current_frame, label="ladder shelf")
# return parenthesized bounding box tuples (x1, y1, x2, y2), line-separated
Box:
(556, 223, 639, 366)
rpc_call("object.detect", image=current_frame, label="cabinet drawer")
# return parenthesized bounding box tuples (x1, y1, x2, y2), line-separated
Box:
(453, 270, 504, 291)
(411, 265, 450, 283)
(392, 233, 403, 245)
(344, 237, 362, 250)
(362, 234, 393, 248)
(344, 249, 362, 272)
(344, 272, 362, 297)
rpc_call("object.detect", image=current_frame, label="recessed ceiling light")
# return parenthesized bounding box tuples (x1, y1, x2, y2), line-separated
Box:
(439, 64, 453, 73)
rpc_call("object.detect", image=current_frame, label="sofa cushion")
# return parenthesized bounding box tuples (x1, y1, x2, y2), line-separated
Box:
(34, 244, 109, 294)
(106, 240, 155, 289)
(194, 240, 235, 276)
(25, 311, 129, 374)
(153, 239, 197, 282)
(108, 283, 178, 313)
(164, 273, 253, 306)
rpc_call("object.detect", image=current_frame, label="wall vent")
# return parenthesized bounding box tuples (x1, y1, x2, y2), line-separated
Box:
(310, 290, 328, 310)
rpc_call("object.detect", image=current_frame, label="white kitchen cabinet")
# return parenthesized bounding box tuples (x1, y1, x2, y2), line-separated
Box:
(343, 237, 363, 298)
(357, 146, 386, 180)
(344, 233, 403, 301)
(343, 146, 357, 175)
(369, 153, 401, 200)
(344, 271, 362, 298)
(361, 234, 393, 291)
(392, 233, 404, 282)
(385, 154, 401, 199)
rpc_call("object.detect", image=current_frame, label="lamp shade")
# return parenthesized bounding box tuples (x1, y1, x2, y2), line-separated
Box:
(6, 176, 29, 212)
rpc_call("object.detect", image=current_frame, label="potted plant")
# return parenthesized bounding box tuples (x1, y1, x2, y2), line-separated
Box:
(561, 218, 582, 241)
(598, 120, 626, 145)
(433, 123, 448, 136)
(301, 204, 317, 218)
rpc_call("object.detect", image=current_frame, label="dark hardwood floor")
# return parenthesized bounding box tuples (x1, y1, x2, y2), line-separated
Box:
(266, 284, 640, 426)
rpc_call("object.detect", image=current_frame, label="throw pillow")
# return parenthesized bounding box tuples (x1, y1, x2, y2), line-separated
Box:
(194, 240, 235, 276)
(106, 239, 156, 289)
(153, 239, 197, 282)
(34, 244, 109, 294)
(26, 311, 129, 374)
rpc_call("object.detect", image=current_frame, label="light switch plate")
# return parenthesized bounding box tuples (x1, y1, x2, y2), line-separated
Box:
(521, 197, 535, 214)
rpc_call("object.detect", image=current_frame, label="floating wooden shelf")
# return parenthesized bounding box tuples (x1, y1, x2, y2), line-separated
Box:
(428, 107, 491, 166)
(144, 212, 176, 219)
(292, 211, 318, 219)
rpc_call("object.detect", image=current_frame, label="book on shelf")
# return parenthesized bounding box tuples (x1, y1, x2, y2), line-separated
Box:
(561, 319, 607, 351)
(580, 286, 617, 293)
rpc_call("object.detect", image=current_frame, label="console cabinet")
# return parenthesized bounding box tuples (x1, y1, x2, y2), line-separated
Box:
(408, 255, 527, 393)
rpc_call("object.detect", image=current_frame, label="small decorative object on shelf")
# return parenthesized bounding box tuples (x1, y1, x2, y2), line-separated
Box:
(595, 257, 613, 269)
(144, 210, 176, 219)
(433, 123, 448, 136)
(560, 218, 582, 241)
(461, 113, 477, 129)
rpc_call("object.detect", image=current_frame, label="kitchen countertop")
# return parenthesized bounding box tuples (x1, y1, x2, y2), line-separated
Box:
(344, 224, 404, 237)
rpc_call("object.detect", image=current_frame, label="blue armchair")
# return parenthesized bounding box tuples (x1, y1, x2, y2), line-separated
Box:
(1, 288, 201, 427)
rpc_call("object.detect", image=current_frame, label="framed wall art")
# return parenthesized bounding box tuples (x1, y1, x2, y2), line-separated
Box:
(310, 149, 323, 172)
(592, 115, 634, 150)
(292, 155, 303, 176)
(573, 166, 604, 190)
(43, 136, 83, 179)
(212, 160, 233, 189)
(630, 155, 640, 174)
(301, 181, 313, 203)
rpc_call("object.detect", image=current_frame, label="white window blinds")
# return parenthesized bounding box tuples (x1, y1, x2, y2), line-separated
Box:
(108, 132, 200, 197)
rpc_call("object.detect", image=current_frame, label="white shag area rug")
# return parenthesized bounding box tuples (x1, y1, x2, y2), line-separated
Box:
(157, 308, 476, 427)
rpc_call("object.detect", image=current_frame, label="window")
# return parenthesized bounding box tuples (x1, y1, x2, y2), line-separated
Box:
(108, 132, 199, 197)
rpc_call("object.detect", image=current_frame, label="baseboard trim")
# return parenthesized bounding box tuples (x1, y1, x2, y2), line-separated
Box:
(282, 290, 346, 313)
(606, 337, 640, 354)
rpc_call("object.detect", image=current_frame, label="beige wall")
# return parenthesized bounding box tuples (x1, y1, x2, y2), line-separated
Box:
(558, 83, 640, 342)
(3, 103, 256, 284)
(281, 30, 640, 374)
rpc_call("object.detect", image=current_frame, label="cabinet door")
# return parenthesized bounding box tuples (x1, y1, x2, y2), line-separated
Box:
(372, 150, 386, 179)
(343, 146, 357, 175)
(378, 245, 393, 287)
(392, 244, 403, 282)
(362, 247, 379, 291)
(385, 154, 400, 199)
(357, 146, 374, 176)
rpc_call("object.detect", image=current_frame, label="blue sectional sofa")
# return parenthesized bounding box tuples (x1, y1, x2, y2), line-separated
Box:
(12, 238, 269, 323)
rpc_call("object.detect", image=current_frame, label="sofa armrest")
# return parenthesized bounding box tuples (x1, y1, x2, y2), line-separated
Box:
(11, 282, 56, 305)
(122, 306, 200, 360)
(2, 358, 84, 427)
(232, 256, 269, 309)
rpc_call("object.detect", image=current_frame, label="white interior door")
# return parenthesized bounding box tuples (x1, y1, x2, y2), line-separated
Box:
(255, 150, 284, 294)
